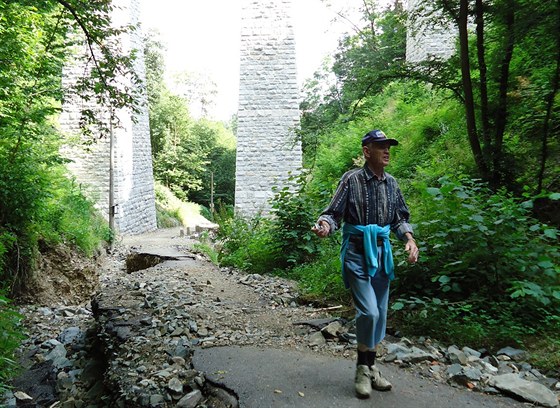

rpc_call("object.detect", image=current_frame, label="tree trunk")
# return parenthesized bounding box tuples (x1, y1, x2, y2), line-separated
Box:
(475, 0, 491, 155)
(537, 0, 560, 194)
(493, 0, 515, 187)
(458, 0, 488, 178)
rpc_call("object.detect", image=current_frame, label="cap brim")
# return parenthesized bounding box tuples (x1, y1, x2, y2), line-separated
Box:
(369, 138, 399, 146)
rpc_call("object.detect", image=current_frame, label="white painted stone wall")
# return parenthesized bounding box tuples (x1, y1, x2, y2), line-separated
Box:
(59, 0, 156, 235)
(235, 0, 302, 216)
(405, 0, 458, 63)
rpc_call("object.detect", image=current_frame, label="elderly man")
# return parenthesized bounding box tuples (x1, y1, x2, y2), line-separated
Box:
(312, 129, 419, 399)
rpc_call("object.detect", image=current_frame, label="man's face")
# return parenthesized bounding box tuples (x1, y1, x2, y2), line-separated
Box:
(363, 142, 391, 167)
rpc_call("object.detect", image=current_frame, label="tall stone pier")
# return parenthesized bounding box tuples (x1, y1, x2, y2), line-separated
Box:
(235, 0, 302, 216)
(59, 0, 157, 235)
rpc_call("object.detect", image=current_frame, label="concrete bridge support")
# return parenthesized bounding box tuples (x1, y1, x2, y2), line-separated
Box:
(59, 0, 157, 235)
(235, 0, 302, 216)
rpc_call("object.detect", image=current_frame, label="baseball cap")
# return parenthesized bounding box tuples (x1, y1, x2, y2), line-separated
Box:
(361, 129, 399, 146)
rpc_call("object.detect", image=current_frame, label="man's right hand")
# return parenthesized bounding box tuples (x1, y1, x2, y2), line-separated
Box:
(312, 221, 330, 238)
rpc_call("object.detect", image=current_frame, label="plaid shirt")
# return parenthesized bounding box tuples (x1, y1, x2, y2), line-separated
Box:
(318, 164, 413, 241)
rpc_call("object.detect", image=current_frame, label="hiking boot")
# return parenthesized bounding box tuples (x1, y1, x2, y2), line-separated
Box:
(370, 365, 392, 391)
(355, 365, 372, 398)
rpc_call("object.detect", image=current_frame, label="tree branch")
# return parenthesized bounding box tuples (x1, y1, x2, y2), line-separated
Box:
(56, 0, 110, 88)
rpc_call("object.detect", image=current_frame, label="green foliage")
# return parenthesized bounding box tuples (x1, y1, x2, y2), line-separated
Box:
(216, 215, 279, 274)
(397, 177, 559, 305)
(391, 296, 560, 355)
(40, 177, 113, 256)
(389, 177, 559, 351)
(306, 81, 474, 203)
(285, 245, 348, 305)
(409, 0, 560, 191)
(144, 33, 236, 205)
(188, 121, 236, 207)
(155, 203, 182, 229)
(269, 171, 331, 269)
(0, 292, 24, 393)
(391, 297, 488, 346)
(192, 231, 219, 264)
(299, 3, 407, 162)
(0, 0, 124, 291)
(331, 1, 406, 112)
(154, 182, 207, 228)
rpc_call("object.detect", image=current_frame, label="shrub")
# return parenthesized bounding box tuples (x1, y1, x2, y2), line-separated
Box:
(154, 181, 207, 228)
(216, 214, 279, 274)
(285, 245, 349, 304)
(269, 171, 331, 270)
(0, 292, 24, 393)
(40, 178, 113, 256)
(390, 177, 559, 350)
(394, 177, 559, 304)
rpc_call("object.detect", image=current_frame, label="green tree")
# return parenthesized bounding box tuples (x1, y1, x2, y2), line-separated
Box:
(0, 0, 129, 387)
(299, 1, 407, 162)
(1, 0, 131, 287)
(144, 31, 236, 205)
(409, 0, 560, 192)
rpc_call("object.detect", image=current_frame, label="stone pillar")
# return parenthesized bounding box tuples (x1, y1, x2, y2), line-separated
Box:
(59, 0, 157, 235)
(235, 0, 302, 217)
(405, 0, 458, 63)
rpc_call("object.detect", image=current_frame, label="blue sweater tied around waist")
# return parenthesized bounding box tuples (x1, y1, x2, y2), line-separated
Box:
(341, 223, 395, 288)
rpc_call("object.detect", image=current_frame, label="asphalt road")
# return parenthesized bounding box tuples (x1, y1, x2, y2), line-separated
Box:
(193, 346, 527, 408)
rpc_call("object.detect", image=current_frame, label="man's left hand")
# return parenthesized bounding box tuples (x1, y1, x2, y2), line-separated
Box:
(405, 239, 419, 263)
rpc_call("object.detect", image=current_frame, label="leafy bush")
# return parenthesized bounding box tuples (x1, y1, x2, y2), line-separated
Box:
(216, 215, 279, 274)
(155, 202, 181, 228)
(192, 231, 219, 264)
(0, 292, 24, 393)
(390, 177, 559, 351)
(40, 177, 113, 256)
(285, 245, 348, 305)
(396, 177, 559, 304)
(154, 182, 205, 228)
(269, 171, 331, 269)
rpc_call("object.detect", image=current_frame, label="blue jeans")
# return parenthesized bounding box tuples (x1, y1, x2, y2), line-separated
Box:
(344, 241, 390, 349)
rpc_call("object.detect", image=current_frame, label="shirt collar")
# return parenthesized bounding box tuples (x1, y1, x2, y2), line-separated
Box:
(363, 164, 386, 181)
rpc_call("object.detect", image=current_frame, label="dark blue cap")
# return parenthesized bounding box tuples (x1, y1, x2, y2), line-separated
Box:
(361, 129, 399, 146)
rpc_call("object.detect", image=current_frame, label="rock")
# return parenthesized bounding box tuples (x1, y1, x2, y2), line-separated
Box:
(402, 347, 437, 364)
(45, 344, 71, 369)
(14, 391, 33, 401)
(448, 345, 468, 365)
(149, 394, 165, 406)
(9, 232, 557, 408)
(539, 377, 560, 390)
(497, 347, 528, 362)
(176, 390, 203, 408)
(482, 355, 500, 368)
(475, 360, 499, 375)
(293, 318, 340, 330)
(57, 327, 83, 345)
(308, 331, 327, 346)
(497, 361, 516, 375)
(462, 346, 481, 358)
(385, 343, 412, 361)
(447, 364, 464, 378)
(489, 373, 559, 408)
(167, 377, 183, 394)
(37, 307, 53, 316)
(321, 321, 343, 339)
(463, 367, 483, 382)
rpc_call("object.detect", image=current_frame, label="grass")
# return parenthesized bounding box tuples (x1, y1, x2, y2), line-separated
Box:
(155, 182, 215, 229)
